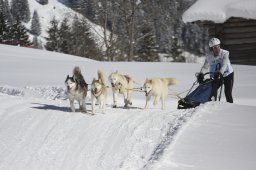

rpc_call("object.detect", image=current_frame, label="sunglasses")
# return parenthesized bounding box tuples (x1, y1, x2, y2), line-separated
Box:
(209, 45, 220, 51)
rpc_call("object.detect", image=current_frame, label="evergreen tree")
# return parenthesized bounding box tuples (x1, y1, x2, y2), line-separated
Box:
(11, 0, 30, 23)
(170, 36, 185, 62)
(0, 12, 11, 44)
(71, 0, 86, 14)
(10, 17, 30, 46)
(70, 16, 101, 59)
(58, 17, 71, 54)
(136, 26, 159, 61)
(45, 17, 59, 51)
(0, 0, 3, 11)
(84, 0, 95, 21)
(69, 15, 79, 54)
(3, 0, 13, 25)
(30, 10, 41, 36)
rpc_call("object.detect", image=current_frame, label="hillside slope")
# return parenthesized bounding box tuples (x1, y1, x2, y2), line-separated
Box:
(15, 0, 106, 47)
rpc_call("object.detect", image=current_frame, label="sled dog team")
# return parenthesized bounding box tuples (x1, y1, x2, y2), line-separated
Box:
(65, 66, 177, 114)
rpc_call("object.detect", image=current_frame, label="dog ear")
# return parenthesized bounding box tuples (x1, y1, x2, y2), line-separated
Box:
(99, 78, 102, 84)
(65, 75, 69, 82)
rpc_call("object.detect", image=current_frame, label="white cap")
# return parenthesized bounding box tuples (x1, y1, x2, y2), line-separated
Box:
(209, 38, 220, 48)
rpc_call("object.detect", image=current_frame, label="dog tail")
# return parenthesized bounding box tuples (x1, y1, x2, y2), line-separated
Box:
(73, 66, 82, 78)
(98, 70, 105, 85)
(73, 67, 87, 89)
(166, 78, 177, 86)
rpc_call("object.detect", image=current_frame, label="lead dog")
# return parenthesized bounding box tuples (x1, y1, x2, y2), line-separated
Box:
(65, 66, 88, 112)
(108, 71, 134, 108)
(91, 70, 108, 115)
(143, 77, 177, 110)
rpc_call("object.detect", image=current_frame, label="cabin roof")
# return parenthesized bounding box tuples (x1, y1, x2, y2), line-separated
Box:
(182, 0, 256, 23)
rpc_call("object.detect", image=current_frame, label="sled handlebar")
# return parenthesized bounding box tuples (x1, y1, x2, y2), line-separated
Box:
(195, 72, 215, 78)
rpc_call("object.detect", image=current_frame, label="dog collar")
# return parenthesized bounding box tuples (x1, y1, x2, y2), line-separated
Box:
(92, 89, 102, 98)
(145, 90, 151, 96)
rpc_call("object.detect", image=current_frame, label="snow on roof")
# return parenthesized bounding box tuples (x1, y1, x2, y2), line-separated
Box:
(182, 0, 256, 23)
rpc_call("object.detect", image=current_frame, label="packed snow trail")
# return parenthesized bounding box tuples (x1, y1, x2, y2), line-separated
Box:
(0, 88, 194, 170)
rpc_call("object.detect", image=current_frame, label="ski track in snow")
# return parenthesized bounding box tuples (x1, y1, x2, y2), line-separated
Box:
(143, 109, 194, 169)
(0, 86, 195, 170)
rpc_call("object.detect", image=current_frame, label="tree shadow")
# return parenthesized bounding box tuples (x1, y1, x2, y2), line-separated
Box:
(31, 103, 70, 112)
(31, 102, 93, 113)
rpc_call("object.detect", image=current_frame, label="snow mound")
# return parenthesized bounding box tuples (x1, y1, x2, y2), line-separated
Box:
(0, 86, 67, 100)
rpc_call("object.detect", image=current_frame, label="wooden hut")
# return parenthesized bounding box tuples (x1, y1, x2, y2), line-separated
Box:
(182, 0, 256, 65)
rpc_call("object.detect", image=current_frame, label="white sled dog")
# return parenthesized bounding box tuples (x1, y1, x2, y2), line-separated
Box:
(91, 70, 108, 114)
(65, 66, 88, 112)
(143, 77, 177, 110)
(108, 71, 134, 108)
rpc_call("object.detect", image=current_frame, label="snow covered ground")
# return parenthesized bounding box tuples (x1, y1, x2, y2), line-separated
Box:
(0, 44, 256, 170)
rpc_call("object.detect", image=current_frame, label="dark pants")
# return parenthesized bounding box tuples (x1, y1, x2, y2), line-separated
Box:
(210, 72, 234, 103)
(223, 72, 234, 103)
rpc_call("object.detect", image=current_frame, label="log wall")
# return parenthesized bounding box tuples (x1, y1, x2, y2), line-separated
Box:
(206, 17, 256, 65)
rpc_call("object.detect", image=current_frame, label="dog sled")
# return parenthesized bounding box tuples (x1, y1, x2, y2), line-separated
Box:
(177, 72, 223, 109)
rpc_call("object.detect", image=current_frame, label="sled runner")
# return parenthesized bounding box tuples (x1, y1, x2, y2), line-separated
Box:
(178, 72, 223, 109)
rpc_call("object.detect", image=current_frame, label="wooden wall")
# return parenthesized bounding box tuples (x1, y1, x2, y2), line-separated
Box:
(206, 17, 256, 65)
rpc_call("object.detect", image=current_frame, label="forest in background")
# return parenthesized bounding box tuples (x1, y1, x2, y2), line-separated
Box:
(0, 0, 209, 61)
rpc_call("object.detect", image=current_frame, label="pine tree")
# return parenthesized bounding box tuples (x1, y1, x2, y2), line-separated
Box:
(45, 17, 59, 51)
(10, 17, 30, 46)
(71, 0, 86, 14)
(3, 0, 13, 25)
(11, 0, 30, 23)
(58, 17, 71, 54)
(0, 0, 3, 11)
(170, 36, 185, 62)
(136, 26, 159, 61)
(0, 12, 11, 44)
(70, 16, 101, 59)
(69, 15, 79, 54)
(30, 10, 41, 36)
(84, 0, 95, 21)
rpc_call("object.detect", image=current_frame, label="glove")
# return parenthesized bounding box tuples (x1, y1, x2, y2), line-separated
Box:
(196, 72, 204, 84)
(214, 72, 222, 80)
